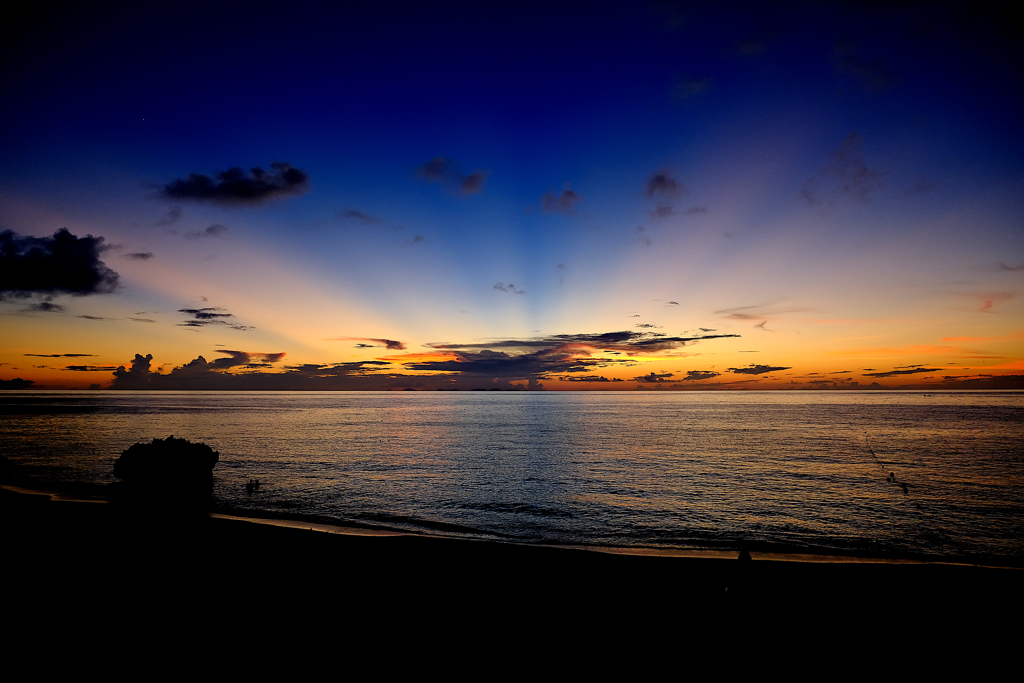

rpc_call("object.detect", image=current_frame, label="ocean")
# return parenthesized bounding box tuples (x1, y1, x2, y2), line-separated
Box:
(2, 390, 1022, 563)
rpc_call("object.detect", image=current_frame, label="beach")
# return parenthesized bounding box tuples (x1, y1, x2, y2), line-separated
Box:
(4, 484, 1020, 665)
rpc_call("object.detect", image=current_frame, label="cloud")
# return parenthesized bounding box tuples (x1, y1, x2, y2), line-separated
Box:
(972, 291, 1013, 312)
(0, 228, 119, 299)
(417, 157, 488, 195)
(210, 350, 287, 369)
(428, 329, 739, 356)
(184, 224, 227, 239)
(156, 206, 182, 226)
(636, 226, 651, 246)
(125, 252, 154, 260)
(651, 205, 675, 220)
(556, 263, 566, 285)
(728, 364, 791, 375)
(646, 170, 684, 198)
(801, 133, 885, 205)
(633, 371, 674, 382)
(541, 185, 582, 215)
(339, 209, 380, 225)
(65, 365, 118, 372)
(682, 370, 720, 381)
(715, 303, 806, 321)
(494, 282, 525, 295)
(330, 337, 407, 350)
(409, 234, 425, 245)
(686, 206, 707, 214)
(25, 353, 94, 358)
(863, 367, 943, 378)
(178, 307, 253, 331)
(162, 162, 309, 205)
(997, 262, 1024, 271)
(20, 301, 65, 313)
(110, 352, 403, 390)
(559, 375, 623, 382)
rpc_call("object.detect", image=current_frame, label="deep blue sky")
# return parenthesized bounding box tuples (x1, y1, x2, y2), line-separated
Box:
(2, 1, 1022, 390)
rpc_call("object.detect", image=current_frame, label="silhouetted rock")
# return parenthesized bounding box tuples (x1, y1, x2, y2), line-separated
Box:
(112, 436, 218, 512)
(114, 436, 218, 484)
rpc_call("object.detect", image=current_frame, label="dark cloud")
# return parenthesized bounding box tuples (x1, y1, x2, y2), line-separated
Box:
(25, 353, 94, 358)
(633, 371, 674, 382)
(402, 348, 631, 380)
(541, 186, 582, 215)
(20, 301, 65, 313)
(77, 315, 116, 321)
(210, 350, 286, 369)
(635, 323, 661, 329)
(162, 162, 309, 205)
(0, 228, 118, 299)
(428, 329, 739, 356)
(330, 337, 407, 350)
(802, 133, 885, 205)
(417, 157, 488, 195)
(128, 317, 156, 323)
(494, 282, 525, 295)
(559, 375, 623, 382)
(156, 206, 182, 226)
(185, 224, 227, 239)
(65, 365, 118, 372)
(863, 367, 942, 378)
(997, 262, 1024, 271)
(556, 263, 566, 285)
(110, 352, 402, 390)
(682, 370, 720, 381)
(178, 307, 253, 331)
(409, 234, 425, 245)
(728, 364, 791, 375)
(651, 205, 675, 220)
(646, 170, 684, 198)
(339, 209, 380, 225)
(125, 252, 154, 260)
(686, 206, 707, 214)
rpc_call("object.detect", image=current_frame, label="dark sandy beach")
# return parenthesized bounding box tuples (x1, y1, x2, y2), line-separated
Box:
(3, 485, 1020, 666)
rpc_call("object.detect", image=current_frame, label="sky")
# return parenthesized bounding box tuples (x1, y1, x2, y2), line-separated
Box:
(1, 0, 1022, 391)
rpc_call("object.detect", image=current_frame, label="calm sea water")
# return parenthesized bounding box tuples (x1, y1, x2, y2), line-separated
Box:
(2, 391, 1022, 562)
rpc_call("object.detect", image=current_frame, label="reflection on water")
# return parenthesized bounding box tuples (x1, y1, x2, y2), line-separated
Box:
(2, 390, 1022, 560)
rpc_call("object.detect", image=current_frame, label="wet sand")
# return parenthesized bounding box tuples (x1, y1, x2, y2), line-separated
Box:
(3, 486, 1020, 664)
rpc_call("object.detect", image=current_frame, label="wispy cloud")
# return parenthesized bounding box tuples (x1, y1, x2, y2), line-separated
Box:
(177, 307, 253, 331)
(184, 224, 227, 239)
(330, 337, 407, 350)
(494, 282, 526, 295)
(541, 185, 582, 215)
(417, 157, 488, 195)
(801, 133, 885, 206)
(338, 209, 380, 225)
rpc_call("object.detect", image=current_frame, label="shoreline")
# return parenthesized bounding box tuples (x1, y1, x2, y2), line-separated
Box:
(4, 482, 1022, 660)
(4, 482, 1021, 569)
